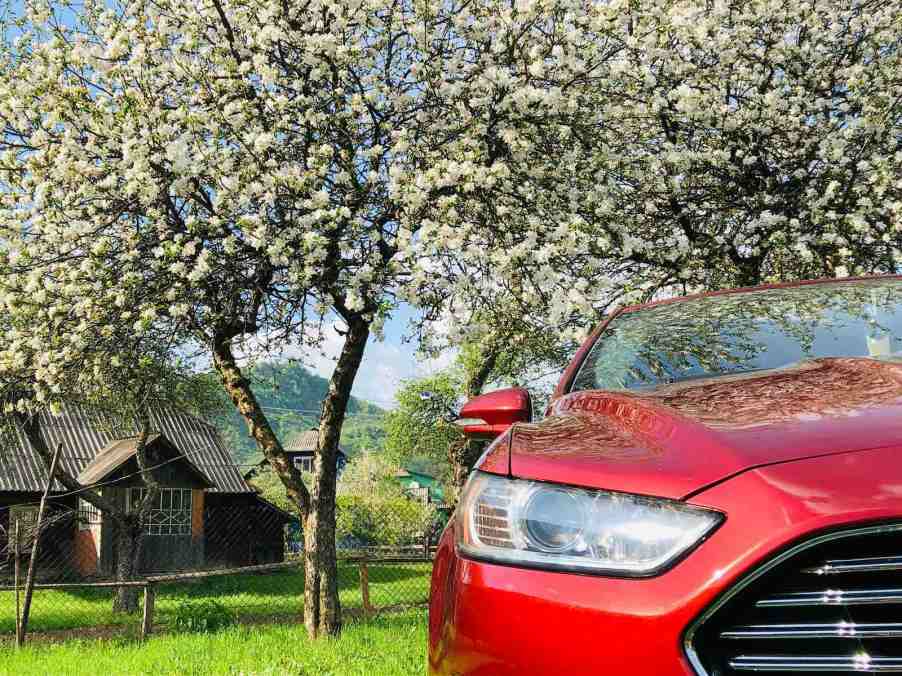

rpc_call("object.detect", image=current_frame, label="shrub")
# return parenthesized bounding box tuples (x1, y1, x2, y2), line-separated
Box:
(171, 599, 235, 634)
(337, 494, 435, 547)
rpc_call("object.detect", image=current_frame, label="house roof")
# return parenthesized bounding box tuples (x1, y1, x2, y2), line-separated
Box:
(284, 429, 346, 457)
(243, 428, 348, 480)
(0, 404, 252, 494)
(395, 468, 436, 481)
(77, 434, 214, 489)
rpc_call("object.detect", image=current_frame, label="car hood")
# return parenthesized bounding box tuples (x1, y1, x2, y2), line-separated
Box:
(499, 357, 902, 500)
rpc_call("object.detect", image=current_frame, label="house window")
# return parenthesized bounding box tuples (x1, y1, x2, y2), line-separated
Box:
(128, 488, 193, 536)
(293, 456, 314, 473)
(78, 499, 101, 531)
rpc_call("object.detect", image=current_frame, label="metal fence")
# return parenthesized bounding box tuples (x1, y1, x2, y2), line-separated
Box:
(0, 498, 436, 644)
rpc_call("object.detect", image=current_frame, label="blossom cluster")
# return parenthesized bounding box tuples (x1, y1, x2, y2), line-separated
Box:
(0, 0, 898, 407)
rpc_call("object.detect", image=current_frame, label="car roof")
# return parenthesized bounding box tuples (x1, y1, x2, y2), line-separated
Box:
(618, 274, 902, 315)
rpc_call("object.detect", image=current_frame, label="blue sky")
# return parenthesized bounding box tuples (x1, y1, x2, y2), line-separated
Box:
(288, 304, 452, 409)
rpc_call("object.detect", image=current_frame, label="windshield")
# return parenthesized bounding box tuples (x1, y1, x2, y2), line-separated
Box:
(571, 279, 902, 393)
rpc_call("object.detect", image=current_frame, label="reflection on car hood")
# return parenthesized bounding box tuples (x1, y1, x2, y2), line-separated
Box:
(505, 358, 902, 500)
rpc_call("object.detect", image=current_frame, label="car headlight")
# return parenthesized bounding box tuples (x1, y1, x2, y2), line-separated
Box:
(457, 472, 723, 576)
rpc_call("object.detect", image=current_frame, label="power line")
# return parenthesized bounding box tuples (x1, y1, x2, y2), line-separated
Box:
(259, 405, 385, 418)
(0, 453, 308, 515)
(0, 450, 207, 511)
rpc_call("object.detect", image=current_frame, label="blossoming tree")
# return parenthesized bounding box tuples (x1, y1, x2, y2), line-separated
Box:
(574, 0, 902, 289)
(2, 0, 898, 637)
(0, 0, 612, 635)
(0, 319, 219, 613)
(413, 0, 902, 384)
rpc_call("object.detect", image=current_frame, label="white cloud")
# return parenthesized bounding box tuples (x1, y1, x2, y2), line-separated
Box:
(230, 305, 456, 409)
(274, 320, 451, 408)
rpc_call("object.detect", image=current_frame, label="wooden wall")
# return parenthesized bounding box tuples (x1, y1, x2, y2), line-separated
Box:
(204, 494, 290, 568)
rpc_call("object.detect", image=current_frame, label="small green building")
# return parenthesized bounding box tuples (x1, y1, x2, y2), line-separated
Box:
(394, 468, 446, 507)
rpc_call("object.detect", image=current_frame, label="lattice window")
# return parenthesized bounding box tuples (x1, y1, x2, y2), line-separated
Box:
(77, 499, 101, 531)
(128, 488, 192, 536)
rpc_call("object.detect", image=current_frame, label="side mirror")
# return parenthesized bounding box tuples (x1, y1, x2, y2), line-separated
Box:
(455, 387, 532, 439)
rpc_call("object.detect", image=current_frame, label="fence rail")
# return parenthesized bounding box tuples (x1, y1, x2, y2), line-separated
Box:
(0, 499, 438, 644)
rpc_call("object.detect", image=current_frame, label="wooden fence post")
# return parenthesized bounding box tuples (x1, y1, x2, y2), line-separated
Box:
(18, 442, 63, 647)
(141, 583, 155, 641)
(14, 520, 20, 649)
(359, 556, 373, 618)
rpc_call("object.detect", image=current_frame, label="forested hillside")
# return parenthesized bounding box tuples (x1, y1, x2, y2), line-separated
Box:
(211, 361, 386, 466)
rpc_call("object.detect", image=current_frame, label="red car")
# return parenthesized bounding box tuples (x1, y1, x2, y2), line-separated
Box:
(428, 276, 902, 675)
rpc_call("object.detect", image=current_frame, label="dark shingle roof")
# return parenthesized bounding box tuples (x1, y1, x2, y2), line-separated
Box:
(0, 405, 252, 494)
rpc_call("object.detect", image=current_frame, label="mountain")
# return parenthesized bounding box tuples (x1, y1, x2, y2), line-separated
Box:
(211, 361, 386, 466)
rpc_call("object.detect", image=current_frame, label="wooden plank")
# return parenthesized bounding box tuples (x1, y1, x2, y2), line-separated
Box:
(341, 556, 435, 565)
(0, 554, 431, 591)
(353, 544, 433, 554)
(18, 442, 63, 647)
(14, 521, 20, 649)
(190, 489, 204, 538)
(5, 581, 148, 591)
(144, 555, 431, 583)
(0, 555, 431, 592)
(140, 584, 155, 641)
(360, 558, 373, 618)
(0, 580, 148, 591)
(146, 559, 302, 583)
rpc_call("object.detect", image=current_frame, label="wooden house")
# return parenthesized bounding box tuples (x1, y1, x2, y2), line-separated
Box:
(0, 405, 291, 579)
(284, 429, 348, 474)
(244, 428, 348, 478)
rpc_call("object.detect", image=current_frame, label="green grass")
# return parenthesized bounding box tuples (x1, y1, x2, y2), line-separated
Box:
(0, 608, 428, 675)
(0, 563, 432, 634)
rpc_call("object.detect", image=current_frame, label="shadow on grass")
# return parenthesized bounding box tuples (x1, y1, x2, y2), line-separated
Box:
(0, 587, 126, 634)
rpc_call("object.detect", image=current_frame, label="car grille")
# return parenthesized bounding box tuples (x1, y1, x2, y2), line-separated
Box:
(686, 523, 902, 674)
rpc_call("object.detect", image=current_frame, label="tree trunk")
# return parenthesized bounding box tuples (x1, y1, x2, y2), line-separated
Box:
(115, 415, 156, 614)
(303, 505, 340, 637)
(212, 339, 311, 518)
(16, 413, 119, 514)
(305, 315, 370, 638)
(465, 347, 499, 401)
(112, 518, 142, 613)
(447, 437, 476, 497)
(732, 254, 763, 288)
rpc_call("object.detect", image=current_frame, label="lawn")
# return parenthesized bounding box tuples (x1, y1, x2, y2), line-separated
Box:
(0, 562, 432, 635)
(0, 608, 428, 675)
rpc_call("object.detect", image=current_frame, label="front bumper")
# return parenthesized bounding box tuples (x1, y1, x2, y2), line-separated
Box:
(428, 446, 902, 675)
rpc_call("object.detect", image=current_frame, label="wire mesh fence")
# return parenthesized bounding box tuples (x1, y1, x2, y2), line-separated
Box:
(0, 495, 438, 644)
